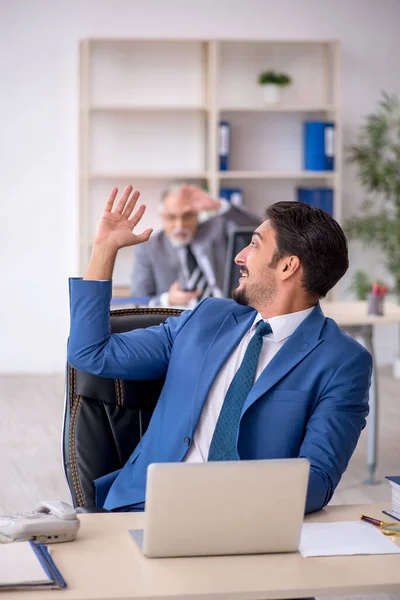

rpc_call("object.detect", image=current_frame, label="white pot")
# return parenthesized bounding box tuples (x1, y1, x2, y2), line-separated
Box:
(262, 84, 281, 104)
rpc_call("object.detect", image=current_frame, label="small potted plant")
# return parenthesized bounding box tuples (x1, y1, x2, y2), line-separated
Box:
(348, 270, 389, 315)
(257, 70, 292, 104)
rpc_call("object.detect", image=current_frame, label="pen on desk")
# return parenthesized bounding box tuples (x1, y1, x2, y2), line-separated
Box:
(360, 514, 384, 527)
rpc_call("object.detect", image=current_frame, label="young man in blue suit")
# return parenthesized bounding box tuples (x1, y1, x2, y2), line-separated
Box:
(68, 185, 372, 514)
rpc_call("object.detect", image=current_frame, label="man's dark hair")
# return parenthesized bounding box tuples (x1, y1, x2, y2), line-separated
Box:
(266, 201, 349, 298)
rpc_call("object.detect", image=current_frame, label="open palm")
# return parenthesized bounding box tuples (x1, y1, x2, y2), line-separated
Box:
(94, 186, 153, 250)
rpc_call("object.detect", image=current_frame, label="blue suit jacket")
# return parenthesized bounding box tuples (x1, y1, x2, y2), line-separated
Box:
(68, 278, 372, 514)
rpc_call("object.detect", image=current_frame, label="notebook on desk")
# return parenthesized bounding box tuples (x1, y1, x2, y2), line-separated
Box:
(300, 521, 400, 557)
(0, 540, 67, 590)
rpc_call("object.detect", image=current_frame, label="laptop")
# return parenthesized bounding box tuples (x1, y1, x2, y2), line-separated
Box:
(130, 458, 310, 558)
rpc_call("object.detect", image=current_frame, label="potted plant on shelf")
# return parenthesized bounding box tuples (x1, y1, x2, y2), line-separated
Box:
(344, 93, 400, 301)
(257, 70, 292, 104)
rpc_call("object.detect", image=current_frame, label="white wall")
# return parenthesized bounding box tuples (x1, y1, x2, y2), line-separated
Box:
(1, 0, 400, 373)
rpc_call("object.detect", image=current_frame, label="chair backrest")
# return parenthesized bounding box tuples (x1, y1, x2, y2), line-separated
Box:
(63, 307, 183, 508)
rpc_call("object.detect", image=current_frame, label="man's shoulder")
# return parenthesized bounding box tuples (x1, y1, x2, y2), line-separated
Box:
(196, 214, 226, 238)
(191, 297, 255, 319)
(323, 315, 372, 360)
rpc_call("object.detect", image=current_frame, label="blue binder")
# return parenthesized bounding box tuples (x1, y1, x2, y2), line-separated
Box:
(219, 187, 244, 207)
(304, 121, 335, 171)
(30, 541, 67, 589)
(0, 541, 68, 590)
(297, 188, 334, 216)
(219, 121, 231, 171)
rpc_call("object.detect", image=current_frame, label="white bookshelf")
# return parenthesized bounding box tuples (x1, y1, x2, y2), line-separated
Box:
(79, 38, 341, 285)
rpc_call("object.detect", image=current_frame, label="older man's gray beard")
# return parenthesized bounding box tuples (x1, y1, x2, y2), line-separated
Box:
(168, 227, 194, 247)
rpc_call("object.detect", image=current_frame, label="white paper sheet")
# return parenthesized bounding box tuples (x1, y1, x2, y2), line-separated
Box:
(0, 541, 50, 586)
(299, 520, 400, 557)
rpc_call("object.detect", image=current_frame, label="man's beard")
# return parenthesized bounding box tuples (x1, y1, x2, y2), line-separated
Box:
(232, 285, 250, 305)
(232, 273, 277, 308)
(169, 227, 194, 247)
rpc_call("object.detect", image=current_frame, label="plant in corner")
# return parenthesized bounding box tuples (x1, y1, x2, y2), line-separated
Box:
(257, 70, 292, 105)
(345, 93, 400, 301)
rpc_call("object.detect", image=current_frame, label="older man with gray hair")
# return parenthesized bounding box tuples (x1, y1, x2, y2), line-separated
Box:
(131, 184, 260, 307)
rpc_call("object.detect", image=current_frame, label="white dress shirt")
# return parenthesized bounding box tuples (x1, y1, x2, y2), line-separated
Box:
(184, 306, 315, 463)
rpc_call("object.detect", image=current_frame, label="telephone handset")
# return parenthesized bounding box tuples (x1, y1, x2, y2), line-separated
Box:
(0, 500, 80, 543)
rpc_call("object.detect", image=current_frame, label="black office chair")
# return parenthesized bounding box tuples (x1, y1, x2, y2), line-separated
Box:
(62, 307, 183, 510)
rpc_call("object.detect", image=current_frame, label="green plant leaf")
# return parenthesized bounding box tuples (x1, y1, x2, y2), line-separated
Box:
(258, 70, 291, 86)
(345, 92, 400, 300)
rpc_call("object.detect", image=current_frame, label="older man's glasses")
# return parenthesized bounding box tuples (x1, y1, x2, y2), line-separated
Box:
(162, 212, 197, 223)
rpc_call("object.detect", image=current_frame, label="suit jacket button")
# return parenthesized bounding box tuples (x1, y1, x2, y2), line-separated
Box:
(184, 437, 191, 446)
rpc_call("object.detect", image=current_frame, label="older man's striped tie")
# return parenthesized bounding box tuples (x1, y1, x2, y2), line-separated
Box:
(186, 246, 212, 300)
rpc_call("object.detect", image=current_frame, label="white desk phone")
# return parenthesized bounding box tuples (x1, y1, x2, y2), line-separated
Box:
(0, 500, 80, 543)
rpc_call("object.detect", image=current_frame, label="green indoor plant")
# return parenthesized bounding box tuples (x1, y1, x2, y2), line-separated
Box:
(257, 70, 292, 104)
(345, 93, 400, 300)
(348, 270, 389, 301)
(348, 270, 373, 301)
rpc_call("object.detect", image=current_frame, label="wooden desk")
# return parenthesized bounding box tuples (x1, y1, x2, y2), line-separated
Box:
(3, 503, 400, 600)
(321, 301, 400, 484)
(321, 300, 400, 326)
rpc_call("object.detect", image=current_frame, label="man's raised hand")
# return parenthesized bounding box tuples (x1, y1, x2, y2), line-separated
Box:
(94, 185, 153, 251)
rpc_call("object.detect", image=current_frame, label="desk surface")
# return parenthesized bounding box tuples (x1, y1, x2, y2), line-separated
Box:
(321, 300, 400, 326)
(4, 503, 400, 600)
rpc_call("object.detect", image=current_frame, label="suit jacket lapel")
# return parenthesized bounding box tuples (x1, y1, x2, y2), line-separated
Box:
(241, 303, 326, 416)
(191, 308, 255, 430)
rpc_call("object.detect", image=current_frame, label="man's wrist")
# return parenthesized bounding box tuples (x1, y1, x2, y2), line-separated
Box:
(91, 240, 118, 256)
(84, 243, 118, 281)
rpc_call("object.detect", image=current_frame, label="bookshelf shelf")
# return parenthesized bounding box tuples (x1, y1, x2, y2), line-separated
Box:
(219, 105, 335, 113)
(218, 171, 336, 180)
(89, 172, 210, 180)
(79, 38, 341, 288)
(86, 105, 209, 112)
